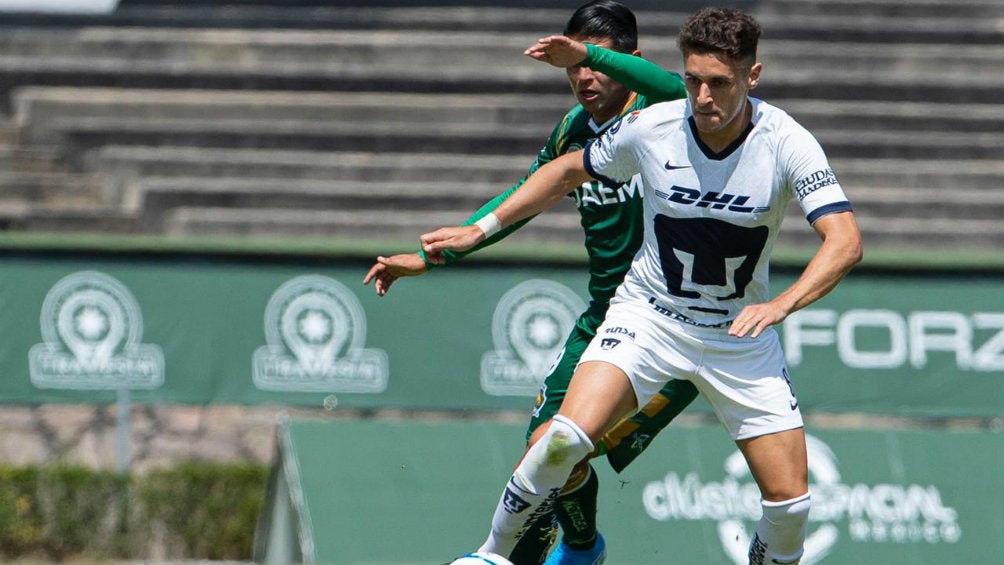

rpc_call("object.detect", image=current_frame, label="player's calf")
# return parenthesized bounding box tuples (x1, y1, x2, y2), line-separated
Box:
(748, 493, 810, 565)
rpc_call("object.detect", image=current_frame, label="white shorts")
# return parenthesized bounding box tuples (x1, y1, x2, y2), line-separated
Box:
(579, 298, 803, 440)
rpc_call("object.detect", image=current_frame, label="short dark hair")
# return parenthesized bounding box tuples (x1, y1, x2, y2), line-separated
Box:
(564, 0, 638, 53)
(677, 7, 761, 67)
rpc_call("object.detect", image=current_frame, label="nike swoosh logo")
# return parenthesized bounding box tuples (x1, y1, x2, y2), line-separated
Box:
(664, 161, 692, 170)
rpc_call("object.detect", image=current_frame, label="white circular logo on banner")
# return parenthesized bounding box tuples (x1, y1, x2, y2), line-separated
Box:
(480, 279, 585, 396)
(29, 271, 164, 390)
(253, 275, 388, 393)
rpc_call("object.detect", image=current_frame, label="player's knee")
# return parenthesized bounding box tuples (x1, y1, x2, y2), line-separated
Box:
(540, 415, 593, 470)
(527, 420, 549, 447)
(749, 493, 810, 565)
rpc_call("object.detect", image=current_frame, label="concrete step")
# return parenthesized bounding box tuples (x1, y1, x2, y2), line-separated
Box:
(2, 28, 997, 78)
(844, 187, 1004, 221)
(760, 41, 1004, 78)
(1, 53, 997, 110)
(0, 28, 544, 70)
(0, 145, 63, 172)
(851, 216, 1004, 252)
(160, 200, 1004, 256)
(92, 145, 1004, 202)
(0, 171, 102, 205)
(161, 205, 581, 244)
(0, 119, 19, 145)
(16, 88, 1003, 143)
(0, 25, 998, 102)
(832, 159, 1004, 190)
(0, 54, 568, 114)
(12, 88, 566, 132)
(93, 146, 531, 204)
(775, 215, 1004, 254)
(4, 26, 997, 66)
(28, 116, 551, 158)
(133, 177, 1004, 243)
(759, 0, 1004, 19)
(4, 6, 1001, 44)
(0, 203, 135, 232)
(1, 48, 999, 110)
(812, 128, 1004, 160)
(134, 177, 508, 231)
(94, 145, 529, 181)
(39, 112, 1003, 162)
(779, 100, 1004, 135)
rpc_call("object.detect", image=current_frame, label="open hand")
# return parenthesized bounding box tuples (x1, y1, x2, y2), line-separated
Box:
(362, 253, 428, 296)
(728, 302, 789, 339)
(524, 35, 588, 68)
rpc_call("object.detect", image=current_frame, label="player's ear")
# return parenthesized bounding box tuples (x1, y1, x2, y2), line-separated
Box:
(747, 62, 762, 90)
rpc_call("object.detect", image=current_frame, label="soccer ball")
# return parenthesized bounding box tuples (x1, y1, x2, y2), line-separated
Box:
(449, 551, 514, 565)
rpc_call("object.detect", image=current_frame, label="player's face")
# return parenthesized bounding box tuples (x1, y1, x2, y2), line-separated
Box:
(683, 51, 761, 151)
(566, 36, 637, 124)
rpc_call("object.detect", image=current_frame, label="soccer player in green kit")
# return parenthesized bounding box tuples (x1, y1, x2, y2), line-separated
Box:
(363, 3, 697, 564)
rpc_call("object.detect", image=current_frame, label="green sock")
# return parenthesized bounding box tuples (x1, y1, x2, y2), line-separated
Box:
(507, 512, 557, 565)
(554, 464, 599, 550)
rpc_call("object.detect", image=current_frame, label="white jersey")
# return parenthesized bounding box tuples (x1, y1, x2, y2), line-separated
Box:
(584, 97, 852, 327)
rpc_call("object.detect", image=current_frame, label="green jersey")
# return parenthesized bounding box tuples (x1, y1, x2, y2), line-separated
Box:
(435, 45, 685, 321)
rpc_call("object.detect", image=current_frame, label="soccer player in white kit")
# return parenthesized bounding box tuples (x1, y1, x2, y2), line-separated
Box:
(423, 7, 863, 565)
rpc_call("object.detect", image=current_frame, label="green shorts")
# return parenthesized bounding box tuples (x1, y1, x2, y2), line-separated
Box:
(525, 313, 698, 473)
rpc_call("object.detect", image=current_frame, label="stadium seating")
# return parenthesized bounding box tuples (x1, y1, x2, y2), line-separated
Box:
(1, 0, 1002, 254)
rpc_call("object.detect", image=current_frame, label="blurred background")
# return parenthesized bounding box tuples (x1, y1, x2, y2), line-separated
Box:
(0, 1, 1001, 564)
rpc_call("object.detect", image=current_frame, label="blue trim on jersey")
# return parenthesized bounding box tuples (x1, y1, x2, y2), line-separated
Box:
(688, 116, 755, 161)
(806, 201, 853, 224)
(583, 139, 625, 188)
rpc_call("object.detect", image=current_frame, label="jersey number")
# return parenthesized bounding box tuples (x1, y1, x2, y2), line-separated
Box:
(654, 215, 768, 312)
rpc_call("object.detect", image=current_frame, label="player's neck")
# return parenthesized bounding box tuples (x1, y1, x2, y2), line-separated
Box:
(697, 98, 753, 153)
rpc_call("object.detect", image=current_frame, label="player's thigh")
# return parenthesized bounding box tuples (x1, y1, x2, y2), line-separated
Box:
(698, 329, 803, 440)
(568, 301, 699, 443)
(557, 360, 638, 444)
(736, 427, 808, 501)
(600, 378, 699, 472)
(525, 324, 593, 441)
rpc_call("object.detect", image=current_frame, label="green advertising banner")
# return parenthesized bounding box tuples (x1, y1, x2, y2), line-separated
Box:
(0, 253, 1001, 418)
(615, 425, 1001, 565)
(256, 419, 1004, 565)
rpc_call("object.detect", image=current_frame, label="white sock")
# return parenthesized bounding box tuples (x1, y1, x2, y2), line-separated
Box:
(478, 415, 593, 558)
(749, 493, 811, 565)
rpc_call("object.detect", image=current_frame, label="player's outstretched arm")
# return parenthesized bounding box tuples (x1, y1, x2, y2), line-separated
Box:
(362, 253, 428, 296)
(421, 150, 592, 263)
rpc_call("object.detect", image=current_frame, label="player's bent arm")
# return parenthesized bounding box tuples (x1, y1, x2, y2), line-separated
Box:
(777, 211, 863, 311)
(422, 151, 592, 258)
(524, 36, 684, 103)
(423, 114, 570, 266)
(582, 43, 686, 103)
(729, 211, 862, 338)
